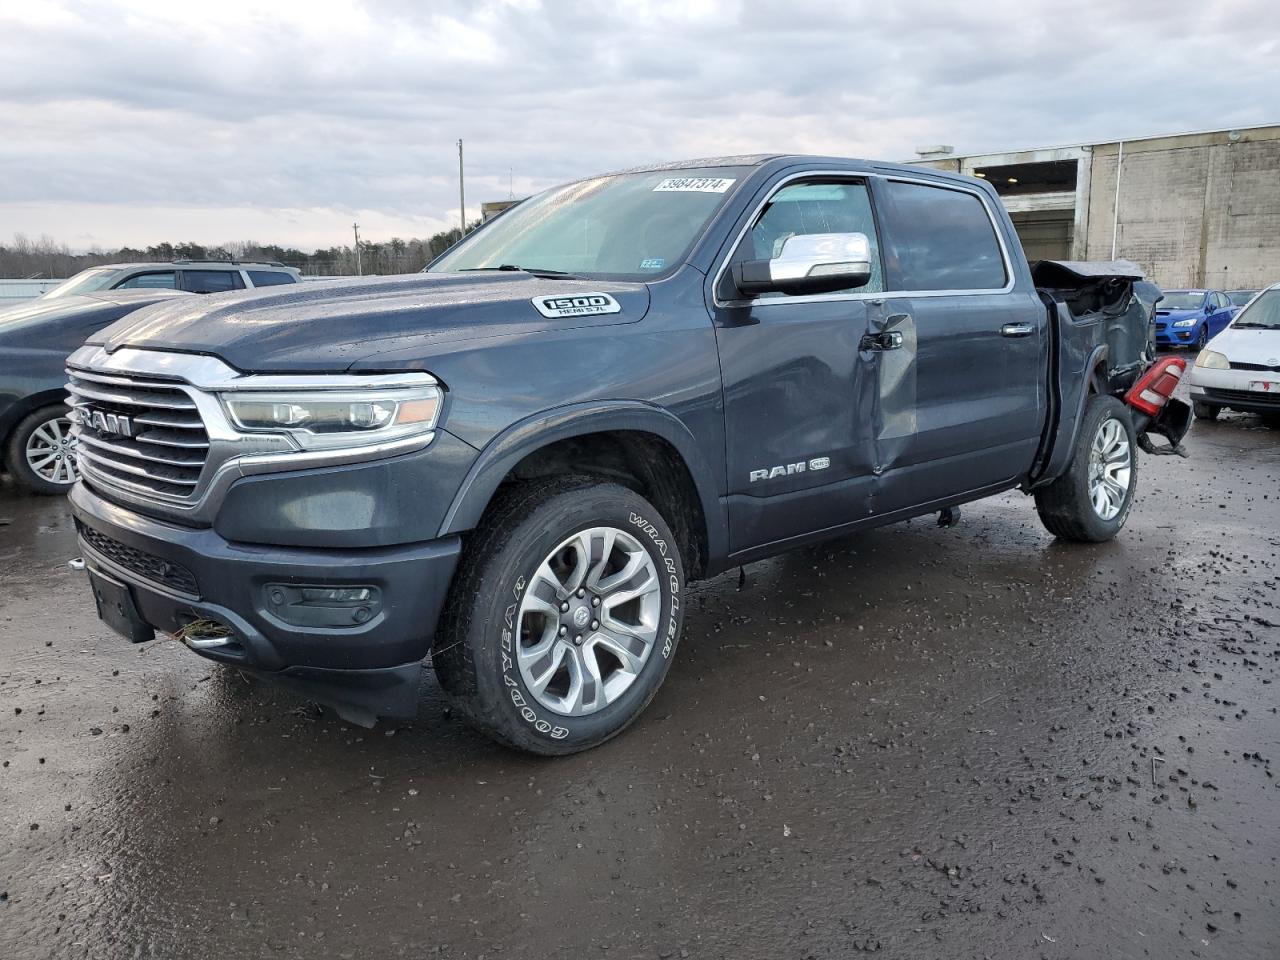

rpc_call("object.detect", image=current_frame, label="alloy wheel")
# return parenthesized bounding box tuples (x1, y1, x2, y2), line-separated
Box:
(1087, 416, 1131, 521)
(24, 415, 79, 486)
(516, 526, 662, 716)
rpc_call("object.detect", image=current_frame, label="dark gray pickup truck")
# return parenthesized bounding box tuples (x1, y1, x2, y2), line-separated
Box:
(65, 155, 1190, 754)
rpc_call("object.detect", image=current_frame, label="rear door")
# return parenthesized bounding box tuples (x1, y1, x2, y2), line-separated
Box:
(1210, 292, 1233, 336)
(868, 176, 1044, 512)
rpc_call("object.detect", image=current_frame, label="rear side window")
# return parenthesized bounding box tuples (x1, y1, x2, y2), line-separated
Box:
(114, 271, 176, 290)
(247, 270, 296, 287)
(879, 180, 1007, 291)
(182, 271, 244, 294)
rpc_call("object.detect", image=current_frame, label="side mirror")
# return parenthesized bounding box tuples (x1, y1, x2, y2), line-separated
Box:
(733, 232, 872, 297)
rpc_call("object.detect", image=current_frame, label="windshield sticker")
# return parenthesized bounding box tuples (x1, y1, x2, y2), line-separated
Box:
(653, 177, 736, 194)
(639, 258, 665, 270)
(532, 293, 622, 319)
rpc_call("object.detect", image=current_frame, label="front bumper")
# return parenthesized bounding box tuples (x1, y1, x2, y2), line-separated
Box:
(1155, 322, 1199, 346)
(1189, 367, 1280, 413)
(69, 482, 461, 722)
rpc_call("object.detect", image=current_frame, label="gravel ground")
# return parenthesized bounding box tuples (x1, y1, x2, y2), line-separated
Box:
(1, 405, 1277, 959)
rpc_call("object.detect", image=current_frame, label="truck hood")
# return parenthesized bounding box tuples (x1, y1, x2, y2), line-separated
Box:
(90, 272, 650, 373)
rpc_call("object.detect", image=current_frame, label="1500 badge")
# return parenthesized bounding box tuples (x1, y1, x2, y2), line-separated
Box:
(532, 293, 622, 318)
(750, 457, 830, 482)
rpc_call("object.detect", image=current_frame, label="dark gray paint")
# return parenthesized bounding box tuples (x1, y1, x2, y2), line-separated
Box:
(68, 155, 1160, 718)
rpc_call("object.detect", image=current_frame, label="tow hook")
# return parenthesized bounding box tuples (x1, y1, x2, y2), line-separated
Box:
(68, 557, 86, 571)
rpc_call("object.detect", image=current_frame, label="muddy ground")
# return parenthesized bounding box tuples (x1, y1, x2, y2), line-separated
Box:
(1, 409, 1277, 960)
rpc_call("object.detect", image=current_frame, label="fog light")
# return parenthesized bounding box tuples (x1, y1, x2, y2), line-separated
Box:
(264, 583, 382, 628)
(300, 586, 372, 604)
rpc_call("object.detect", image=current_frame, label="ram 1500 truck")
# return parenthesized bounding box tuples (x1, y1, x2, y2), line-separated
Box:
(65, 155, 1191, 754)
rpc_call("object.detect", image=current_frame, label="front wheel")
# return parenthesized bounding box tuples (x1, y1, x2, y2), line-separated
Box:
(1193, 325, 1209, 350)
(1035, 395, 1138, 543)
(434, 477, 685, 755)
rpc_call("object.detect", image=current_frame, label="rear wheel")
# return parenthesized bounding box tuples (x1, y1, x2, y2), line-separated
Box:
(434, 477, 685, 755)
(1035, 395, 1137, 543)
(1192, 400, 1221, 421)
(4, 405, 79, 495)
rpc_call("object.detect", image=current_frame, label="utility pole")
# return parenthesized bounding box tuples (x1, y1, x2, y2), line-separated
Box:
(353, 222, 362, 276)
(457, 139, 466, 236)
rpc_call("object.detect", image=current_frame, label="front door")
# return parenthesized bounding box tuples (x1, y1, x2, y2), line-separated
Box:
(710, 176, 891, 553)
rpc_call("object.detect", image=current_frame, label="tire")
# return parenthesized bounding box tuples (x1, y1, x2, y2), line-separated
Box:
(1193, 325, 1208, 350)
(434, 477, 685, 755)
(3, 404, 79, 495)
(1192, 400, 1221, 421)
(1035, 395, 1138, 543)
(1261, 412, 1280, 430)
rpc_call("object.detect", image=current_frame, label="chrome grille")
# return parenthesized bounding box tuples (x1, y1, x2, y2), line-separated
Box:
(66, 368, 210, 499)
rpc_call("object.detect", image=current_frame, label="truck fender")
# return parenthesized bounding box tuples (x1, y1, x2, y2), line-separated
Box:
(1031, 343, 1108, 487)
(437, 400, 729, 565)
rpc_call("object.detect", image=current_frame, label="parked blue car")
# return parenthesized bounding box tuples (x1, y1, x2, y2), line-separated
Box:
(1154, 289, 1237, 349)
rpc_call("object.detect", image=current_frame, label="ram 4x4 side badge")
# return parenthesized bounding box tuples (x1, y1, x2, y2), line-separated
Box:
(531, 293, 622, 318)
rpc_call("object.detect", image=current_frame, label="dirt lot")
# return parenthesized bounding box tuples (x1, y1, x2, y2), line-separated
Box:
(1, 408, 1277, 960)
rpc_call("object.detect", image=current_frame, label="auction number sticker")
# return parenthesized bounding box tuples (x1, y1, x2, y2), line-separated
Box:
(653, 177, 736, 193)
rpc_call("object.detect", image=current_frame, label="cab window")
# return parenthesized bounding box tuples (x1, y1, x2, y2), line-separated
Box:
(746, 180, 884, 296)
(878, 180, 1007, 291)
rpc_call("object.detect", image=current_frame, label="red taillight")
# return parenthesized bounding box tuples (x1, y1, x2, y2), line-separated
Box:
(1125, 356, 1187, 416)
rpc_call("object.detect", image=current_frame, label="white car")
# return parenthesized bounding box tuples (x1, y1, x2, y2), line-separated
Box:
(1189, 282, 1280, 424)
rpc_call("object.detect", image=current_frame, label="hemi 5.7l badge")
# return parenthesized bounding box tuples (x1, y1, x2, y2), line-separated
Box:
(531, 293, 622, 319)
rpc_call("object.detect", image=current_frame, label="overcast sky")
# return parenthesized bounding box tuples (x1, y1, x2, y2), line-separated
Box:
(2, 0, 1277, 252)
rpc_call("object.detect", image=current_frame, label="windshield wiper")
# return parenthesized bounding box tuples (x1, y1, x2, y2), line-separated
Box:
(1230, 322, 1273, 329)
(460, 264, 582, 278)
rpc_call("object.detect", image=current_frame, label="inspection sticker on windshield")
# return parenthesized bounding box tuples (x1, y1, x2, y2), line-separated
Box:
(532, 293, 622, 319)
(653, 177, 736, 193)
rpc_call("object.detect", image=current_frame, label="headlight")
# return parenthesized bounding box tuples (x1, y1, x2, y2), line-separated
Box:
(1172, 318, 1198, 328)
(221, 380, 441, 450)
(1194, 349, 1229, 369)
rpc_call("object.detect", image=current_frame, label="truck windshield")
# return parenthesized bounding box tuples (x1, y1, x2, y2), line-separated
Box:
(428, 167, 749, 281)
(42, 267, 120, 300)
(1231, 289, 1280, 329)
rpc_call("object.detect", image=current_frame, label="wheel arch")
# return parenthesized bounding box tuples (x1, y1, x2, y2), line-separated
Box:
(439, 402, 727, 579)
(1, 389, 71, 448)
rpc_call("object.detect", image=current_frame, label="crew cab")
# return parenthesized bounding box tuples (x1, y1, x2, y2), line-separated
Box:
(65, 155, 1189, 754)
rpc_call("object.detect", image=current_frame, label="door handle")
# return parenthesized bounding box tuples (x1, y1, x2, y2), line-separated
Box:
(1001, 322, 1035, 337)
(860, 330, 903, 351)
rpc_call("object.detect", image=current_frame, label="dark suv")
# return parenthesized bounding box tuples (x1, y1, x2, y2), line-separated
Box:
(66, 155, 1188, 754)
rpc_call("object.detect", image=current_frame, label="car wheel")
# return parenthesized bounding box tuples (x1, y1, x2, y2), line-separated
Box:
(1192, 400, 1221, 421)
(1261, 412, 1280, 429)
(1194, 325, 1208, 350)
(3, 404, 80, 495)
(434, 476, 685, 755)
(1034, 395, 1137, 543)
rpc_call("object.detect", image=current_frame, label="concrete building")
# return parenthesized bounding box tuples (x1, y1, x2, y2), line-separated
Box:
(914, 123, 1280, 290)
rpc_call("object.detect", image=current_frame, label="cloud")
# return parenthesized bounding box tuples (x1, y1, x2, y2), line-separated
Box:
(2, 0, 1277, 250)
